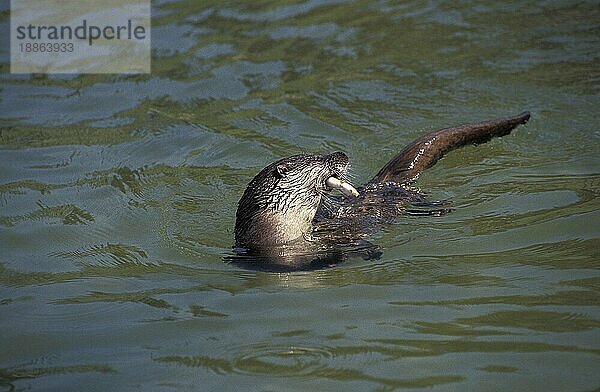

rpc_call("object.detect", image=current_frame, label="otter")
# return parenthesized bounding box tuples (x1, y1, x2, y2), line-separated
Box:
(232, 112, 531, 271)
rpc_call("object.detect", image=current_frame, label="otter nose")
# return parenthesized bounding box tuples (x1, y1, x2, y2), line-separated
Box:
(327, 151, 349, 167)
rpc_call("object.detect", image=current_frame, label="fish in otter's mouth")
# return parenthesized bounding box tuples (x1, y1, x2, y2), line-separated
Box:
(233, 112, 531, 267)
(325, 176, 359, 198)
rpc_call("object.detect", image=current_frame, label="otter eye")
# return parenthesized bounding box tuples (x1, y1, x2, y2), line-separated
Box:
(275, 163, 289, 178)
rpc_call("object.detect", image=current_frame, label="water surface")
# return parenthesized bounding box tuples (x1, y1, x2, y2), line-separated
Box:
(1, 1, 599, 391)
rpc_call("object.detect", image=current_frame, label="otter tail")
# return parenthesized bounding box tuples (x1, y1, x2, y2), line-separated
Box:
(369, 111, 531, 185)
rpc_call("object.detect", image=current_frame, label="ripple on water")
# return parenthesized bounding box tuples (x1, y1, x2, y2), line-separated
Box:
(156, 342, 464, 388)
(456, 310, 600, 333)
(157, 343, 333, 377)
(0, 363, 113, 391)
(50, 242, 154, 267)
(2, 276, 154, 328)
(233, 344, 334, 376)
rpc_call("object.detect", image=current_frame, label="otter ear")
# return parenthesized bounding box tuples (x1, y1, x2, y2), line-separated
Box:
(275, 163, 289, 178)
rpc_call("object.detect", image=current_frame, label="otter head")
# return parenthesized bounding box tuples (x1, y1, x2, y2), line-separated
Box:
(235, 152, 359, 251)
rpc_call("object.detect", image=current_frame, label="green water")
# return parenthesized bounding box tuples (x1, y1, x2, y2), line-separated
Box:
(1, 1, 599, 391)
